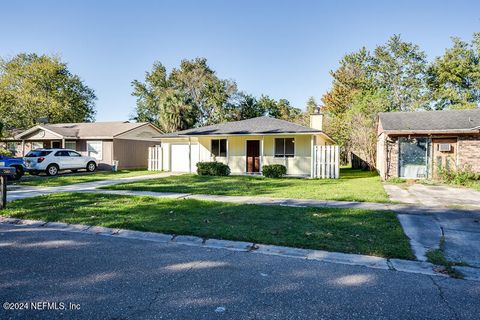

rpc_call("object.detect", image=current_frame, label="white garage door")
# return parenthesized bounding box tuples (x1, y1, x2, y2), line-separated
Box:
(171, 143, 199, 172)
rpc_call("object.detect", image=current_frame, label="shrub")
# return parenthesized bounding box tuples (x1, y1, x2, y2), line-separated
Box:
(0, 148, 12, 157)
(436, 164, 480, 186)
(196, 161, 230, 176)
(387, 177, 406, 184)
(262, 164, 287, 178)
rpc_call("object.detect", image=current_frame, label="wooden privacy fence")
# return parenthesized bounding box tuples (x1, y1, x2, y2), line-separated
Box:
(148, 146, 163, 171)
(313, 145, 340, 179)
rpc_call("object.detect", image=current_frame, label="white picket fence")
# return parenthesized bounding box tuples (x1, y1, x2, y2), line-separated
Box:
(148, 146, 163, 171)
(313, 145, 340, 179)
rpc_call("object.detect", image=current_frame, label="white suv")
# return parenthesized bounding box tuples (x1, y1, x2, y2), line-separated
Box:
(24, 149, 97, 176)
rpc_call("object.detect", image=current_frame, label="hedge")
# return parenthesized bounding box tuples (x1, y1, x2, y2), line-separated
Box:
(262, 164, 287, 178)
(196, 161, 231, 176)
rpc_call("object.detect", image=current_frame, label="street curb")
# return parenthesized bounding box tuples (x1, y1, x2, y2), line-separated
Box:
(1, 216, 478, 281)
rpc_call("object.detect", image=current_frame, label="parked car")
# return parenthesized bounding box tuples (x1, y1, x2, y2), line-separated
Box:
(24, 149, 97, 176)
(0, 153, 25, 180)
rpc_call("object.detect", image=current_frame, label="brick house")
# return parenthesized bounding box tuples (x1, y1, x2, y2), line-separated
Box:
(376, 109, 480, 180)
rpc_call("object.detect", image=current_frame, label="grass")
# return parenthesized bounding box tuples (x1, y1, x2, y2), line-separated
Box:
(426, 236, 468, 279)
(467, 180, 480, 192)
(15, 169, 156, 187)
(104, 168, 390, 203)
(3, 192, 413, 259)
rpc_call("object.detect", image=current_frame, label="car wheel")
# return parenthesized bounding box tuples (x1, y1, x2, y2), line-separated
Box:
(46, 164, 59, 176)
(11, 166, 24, 180)
(86, 161, 96, 172)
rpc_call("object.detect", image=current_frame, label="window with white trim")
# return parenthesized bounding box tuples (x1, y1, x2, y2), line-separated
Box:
(32, 142, 44, 150)
(87, 141, 103, 160)
(274, 138, 294, 158)
(211, 139, 227, 157)
(65, 141, 77, 150)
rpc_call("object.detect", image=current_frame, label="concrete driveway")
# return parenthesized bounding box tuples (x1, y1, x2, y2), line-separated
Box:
(384, 183, 480, 209)
(384, 183, 480, 267)
(1, 224, 480, 320)
(396, 209, 480, 268)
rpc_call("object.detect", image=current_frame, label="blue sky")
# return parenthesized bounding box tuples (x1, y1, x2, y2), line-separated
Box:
(1, 0, 479, 121)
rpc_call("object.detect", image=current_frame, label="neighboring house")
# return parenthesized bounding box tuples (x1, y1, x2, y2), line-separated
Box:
(1, 121, 162, 170)
(155, 113, 335, 177)
(376, 109, 480, 180)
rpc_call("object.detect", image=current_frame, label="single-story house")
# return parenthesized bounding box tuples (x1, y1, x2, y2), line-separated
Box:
(1, 121, 162, 170)
(155, 113, 335, 177)
(376, 109, 480, 180)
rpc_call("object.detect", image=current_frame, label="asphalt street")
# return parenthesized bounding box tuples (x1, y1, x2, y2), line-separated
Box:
(1, 224, 479, 320)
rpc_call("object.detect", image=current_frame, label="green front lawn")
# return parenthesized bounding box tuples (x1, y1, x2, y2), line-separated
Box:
(2, 192, 412, 259)
(16, 169, 155, 187)
(104, 168, 390, 203)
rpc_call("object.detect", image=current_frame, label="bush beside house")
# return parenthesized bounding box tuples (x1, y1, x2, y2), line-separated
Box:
(196, 162, 231, 176)
(262, 164, 287, 178)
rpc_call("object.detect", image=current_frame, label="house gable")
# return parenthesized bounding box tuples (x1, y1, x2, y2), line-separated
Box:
(19, 127, 64, 140)
(114, 124, 162, 141)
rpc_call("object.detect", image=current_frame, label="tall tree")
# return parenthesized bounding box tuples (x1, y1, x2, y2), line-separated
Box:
(0, 53, 96, 134)
(131, 62, 169, 126)
(132, 58, 237, 132)
(427, 33, 480, 110)
(169, 58, 237, 126)
(321, 35, 429, 165)
(305, 96, 317, 113)
(372, 35, 429, 112)
(236, 93, 263, 120)
(322, 47, 373, 116)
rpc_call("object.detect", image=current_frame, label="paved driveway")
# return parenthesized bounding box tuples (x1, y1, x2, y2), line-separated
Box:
(1, 224, 480, 320)
(384, 183, 480, 209)
(396, 209, 480, 267)
(384, 183, 480, 267)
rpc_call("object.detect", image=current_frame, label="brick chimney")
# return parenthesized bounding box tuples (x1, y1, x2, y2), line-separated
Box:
(309, 106, 323, 131)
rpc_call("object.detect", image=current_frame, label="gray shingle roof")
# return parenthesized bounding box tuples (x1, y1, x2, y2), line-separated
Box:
(15, 121, 152, 139)
(44, 121, 148, 138)
(160, 116, 321, 137)
(379, 109, 480, 132)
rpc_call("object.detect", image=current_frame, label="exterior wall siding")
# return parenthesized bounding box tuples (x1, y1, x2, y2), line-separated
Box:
(457, 134, 480, 172)
(384, 136, 399, 180)
(113, 138, 158, 169)
(376, 132, 385, 179)
(378, 133, 480, 180)
(160, 134, 331, 176)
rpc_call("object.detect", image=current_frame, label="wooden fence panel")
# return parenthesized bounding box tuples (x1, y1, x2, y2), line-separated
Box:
(314, 145, 340, 179)
(148, 146, 163, 171)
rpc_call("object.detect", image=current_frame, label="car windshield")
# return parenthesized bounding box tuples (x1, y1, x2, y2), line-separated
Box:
(25, 150, 52, 157)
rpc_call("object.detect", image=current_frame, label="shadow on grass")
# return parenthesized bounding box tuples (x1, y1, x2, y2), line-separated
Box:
(105, 168, 390, 203)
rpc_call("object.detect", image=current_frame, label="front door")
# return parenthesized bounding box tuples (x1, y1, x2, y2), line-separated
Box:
(432, 138, 457, 178)
(246, 140, 260, 173)
(51, 141, 61, 148)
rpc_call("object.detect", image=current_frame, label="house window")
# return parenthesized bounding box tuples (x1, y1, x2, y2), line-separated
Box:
(274, 138, 295, 158)
(87, 141, 103, 160)
(32, 142, 44, 150)
(65, 141, 77, 150)
(211, 139, 227, 157)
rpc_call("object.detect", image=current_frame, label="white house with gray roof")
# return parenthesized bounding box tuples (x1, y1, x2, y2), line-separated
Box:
(376, 109, 480, 180)
(155, 114, 335, 176)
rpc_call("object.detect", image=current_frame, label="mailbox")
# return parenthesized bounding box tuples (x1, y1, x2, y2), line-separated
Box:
(0, 167, 16, 209)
